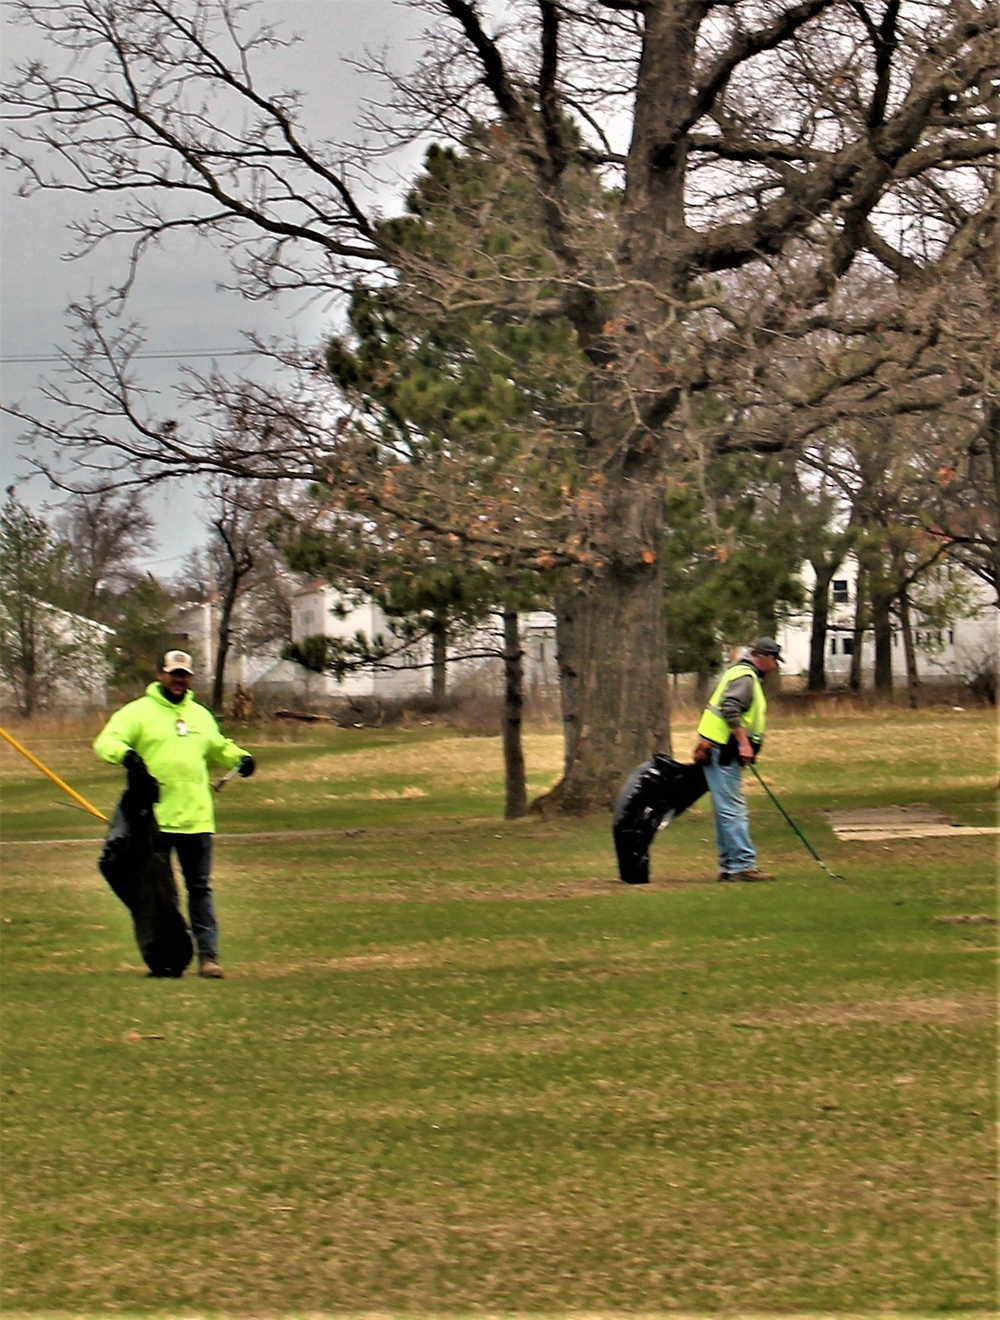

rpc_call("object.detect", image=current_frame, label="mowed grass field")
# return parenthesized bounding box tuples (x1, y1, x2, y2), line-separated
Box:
(0, 702, 996, 1320)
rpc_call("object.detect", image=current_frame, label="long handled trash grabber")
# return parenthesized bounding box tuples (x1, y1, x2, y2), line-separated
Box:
(0, 724, 108, 823)
(749, 762, 844, 880)
(212, 766, 240, 793)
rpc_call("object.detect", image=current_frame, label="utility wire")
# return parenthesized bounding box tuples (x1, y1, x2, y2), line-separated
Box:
(1, 348, 257, 364)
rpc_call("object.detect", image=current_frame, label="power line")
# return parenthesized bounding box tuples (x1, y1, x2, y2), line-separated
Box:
(1, 348, 257, 365)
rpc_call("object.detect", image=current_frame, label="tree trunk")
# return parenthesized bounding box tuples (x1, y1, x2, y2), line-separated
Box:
(18, 607, 39, 717)
(501, 608, 527, 820)
(756, 605, 783, 694)
(807, 561, 837, 692)
(542, 549, 670, 815)
(212, 587, 236, 714)
(897, 589, 920, 709)
(525, 0, 690, 814)
(986, 400, 1000, 600)
(430, 619, 448, 706)
(849, 565, 867, 693)
(871, 581, 894, 693)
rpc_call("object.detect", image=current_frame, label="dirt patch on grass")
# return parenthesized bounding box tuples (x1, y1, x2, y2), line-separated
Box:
(934, 913, 997, 926)
(731, 993, 994, 1029)
(324, 785, 430, 800)
(239, 938, 701, 981)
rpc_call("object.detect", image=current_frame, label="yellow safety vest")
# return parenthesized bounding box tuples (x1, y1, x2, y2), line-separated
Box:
(95, 682, 248, 834)
(696, 661, 767, 747)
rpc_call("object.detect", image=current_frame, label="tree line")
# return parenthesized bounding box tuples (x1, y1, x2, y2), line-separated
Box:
(0, 483, 292, 719)
(2, 422, 988, 732)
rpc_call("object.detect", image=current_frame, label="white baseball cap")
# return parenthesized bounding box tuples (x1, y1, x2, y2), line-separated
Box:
(161, 650, 194, 674)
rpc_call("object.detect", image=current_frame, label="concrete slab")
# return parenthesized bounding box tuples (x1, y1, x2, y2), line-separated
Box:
(827, 805, 998, 841)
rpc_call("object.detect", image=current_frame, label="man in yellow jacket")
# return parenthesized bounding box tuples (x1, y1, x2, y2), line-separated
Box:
(95, 650, 253, 978)
(694, 638, 781, 883)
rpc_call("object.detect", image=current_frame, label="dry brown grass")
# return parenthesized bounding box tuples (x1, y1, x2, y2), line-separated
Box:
(261, 732, 565, 786)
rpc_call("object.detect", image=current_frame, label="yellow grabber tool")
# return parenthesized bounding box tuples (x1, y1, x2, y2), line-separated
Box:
(0, 725, 109, 823)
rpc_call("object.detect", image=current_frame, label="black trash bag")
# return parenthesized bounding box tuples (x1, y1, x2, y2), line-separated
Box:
(98, 778, 193, 978)
(612, 754, 708, 884)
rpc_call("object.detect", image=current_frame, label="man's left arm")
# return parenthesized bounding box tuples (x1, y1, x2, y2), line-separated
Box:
(205, 719, 253, 776)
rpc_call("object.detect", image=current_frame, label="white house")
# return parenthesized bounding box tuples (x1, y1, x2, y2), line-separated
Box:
(171, 596, 287, 691)
(777, 555, 997, 685)
(289, 580, 433, 701)
(170, 598, 217, 687)
(447, 610, 560, 702)
(282, 581, 561, 705)
(0, 601, 114, 714)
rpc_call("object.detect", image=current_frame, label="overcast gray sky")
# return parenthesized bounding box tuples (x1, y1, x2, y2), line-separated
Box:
(0, 0, 430, 578)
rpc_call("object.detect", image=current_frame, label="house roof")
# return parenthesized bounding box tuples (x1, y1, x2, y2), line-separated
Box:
(293, 579, 330, 597)
(37, 600, 115, 636)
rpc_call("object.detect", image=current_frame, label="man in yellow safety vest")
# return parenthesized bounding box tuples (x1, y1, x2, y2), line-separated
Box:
(694, 638, 782, 882)
(95, 650, 254, 977)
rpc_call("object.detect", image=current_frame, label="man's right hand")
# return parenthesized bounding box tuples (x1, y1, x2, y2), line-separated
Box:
(692, 739, 714, 767)
(123, 750, 159, 803)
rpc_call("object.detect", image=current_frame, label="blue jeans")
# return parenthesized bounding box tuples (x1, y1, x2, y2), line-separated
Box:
(158, 833, 217, 959)
(703, 748, 756, 874)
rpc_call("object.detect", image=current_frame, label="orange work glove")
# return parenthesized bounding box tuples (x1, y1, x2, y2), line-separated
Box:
(692, 739, 714, 767)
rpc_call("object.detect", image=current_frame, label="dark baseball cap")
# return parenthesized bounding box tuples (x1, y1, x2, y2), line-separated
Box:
(752, 637, 783, 661)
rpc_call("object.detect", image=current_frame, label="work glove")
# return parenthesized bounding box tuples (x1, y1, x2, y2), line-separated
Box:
(123, 750, 159, 804)
(237, 755, 255, 779)
(692, 739, 714, 767)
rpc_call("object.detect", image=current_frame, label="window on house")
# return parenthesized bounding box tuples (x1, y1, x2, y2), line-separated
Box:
(830, 638, 838, 655)
(842, 637, 853, 655)
(832, 579, 849, 603)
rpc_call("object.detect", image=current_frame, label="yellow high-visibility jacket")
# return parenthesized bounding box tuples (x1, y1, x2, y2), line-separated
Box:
(94, 682, 247, 833)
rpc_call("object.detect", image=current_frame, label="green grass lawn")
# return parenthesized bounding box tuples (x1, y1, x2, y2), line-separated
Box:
(0, 706, 996, 1319)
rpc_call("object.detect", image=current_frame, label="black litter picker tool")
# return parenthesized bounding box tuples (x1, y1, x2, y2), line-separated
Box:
(749, 763, 845, 880)
(612, 754, 708, 884)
